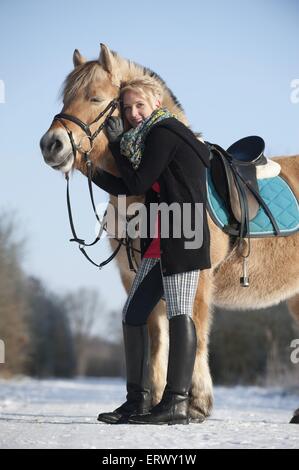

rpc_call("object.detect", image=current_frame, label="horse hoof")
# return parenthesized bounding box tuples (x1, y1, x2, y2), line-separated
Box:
(189, 414, 206, 424)
(290, 408, 299, 424)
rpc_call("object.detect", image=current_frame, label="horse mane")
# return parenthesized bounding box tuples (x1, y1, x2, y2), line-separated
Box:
(111, 51, 187, 120)
(60, 50, 189, 125)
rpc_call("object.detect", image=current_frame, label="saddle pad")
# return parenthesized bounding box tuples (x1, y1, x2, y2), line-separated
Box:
(206, 170, 299, 237)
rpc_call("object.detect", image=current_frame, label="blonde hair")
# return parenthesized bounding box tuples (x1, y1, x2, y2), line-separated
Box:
(120, 77, 164, 108)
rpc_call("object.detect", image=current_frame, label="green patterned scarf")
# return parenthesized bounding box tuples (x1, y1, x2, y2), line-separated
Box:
(120, 107, 176, 170)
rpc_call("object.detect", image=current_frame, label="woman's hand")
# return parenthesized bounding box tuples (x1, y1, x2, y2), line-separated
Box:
(105, 116, 124, 143)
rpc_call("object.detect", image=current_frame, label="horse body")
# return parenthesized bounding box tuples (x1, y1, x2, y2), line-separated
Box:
(213, 156, 299, 310)
(40, 44, 299, 422)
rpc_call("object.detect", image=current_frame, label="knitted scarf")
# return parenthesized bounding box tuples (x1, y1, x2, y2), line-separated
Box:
(120, 107, 176, 170)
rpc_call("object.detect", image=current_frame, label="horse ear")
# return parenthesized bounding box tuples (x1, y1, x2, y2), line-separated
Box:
(99, 43, 121, 88)
(99, 43, 115, 74)
(73, 49, 86, 67)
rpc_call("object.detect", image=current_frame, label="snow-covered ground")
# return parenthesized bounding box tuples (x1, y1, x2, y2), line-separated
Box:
(0, 377, 298, 449)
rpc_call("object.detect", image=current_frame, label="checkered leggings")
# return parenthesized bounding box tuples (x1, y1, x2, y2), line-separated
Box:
(122, 257, 200, 325)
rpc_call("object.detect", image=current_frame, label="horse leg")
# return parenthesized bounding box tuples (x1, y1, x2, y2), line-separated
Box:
(147, 305, 168, 405)
(287, 293, 299, 424)
(189, 270, 214, 422)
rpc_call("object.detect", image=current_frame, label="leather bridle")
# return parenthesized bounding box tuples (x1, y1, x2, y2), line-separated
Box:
(54, 99, 119, 161)
(53, 99, 140, 272)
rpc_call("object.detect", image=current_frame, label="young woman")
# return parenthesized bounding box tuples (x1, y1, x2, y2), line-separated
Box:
(92, 77, 211, 425)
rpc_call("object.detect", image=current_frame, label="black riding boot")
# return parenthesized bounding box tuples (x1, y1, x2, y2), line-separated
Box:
(97, 322, 152, 424)
(129, 315, 197, 425)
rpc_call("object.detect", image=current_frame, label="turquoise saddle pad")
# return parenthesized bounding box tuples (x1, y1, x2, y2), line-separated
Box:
(206, 170, 299, 237)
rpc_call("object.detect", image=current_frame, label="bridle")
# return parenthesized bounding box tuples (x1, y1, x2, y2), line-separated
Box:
(54, 99, 118, 162)
(53, 98, 141, 272)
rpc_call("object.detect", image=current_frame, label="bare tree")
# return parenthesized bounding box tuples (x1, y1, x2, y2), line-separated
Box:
(26, 277, 76, 378)
(63, 288, 105, 375)
(0, 211, 29, 376)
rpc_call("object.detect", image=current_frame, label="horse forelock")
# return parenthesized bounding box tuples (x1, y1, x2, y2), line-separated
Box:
(60, 61, 108, 105)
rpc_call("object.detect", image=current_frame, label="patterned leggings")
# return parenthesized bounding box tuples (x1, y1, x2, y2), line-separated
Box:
(122, 257, 200, 326)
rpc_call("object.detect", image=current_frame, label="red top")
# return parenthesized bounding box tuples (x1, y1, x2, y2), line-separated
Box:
(143, 182, 161, 259)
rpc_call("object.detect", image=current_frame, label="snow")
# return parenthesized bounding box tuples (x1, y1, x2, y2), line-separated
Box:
(0, 377, 298, 449)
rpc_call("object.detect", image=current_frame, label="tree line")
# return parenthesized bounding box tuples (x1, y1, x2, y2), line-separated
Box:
(0, 211, 124, 378)
(0, 211, 298, 385)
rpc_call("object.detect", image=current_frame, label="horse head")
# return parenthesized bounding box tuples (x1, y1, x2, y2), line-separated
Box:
(40, 44, 125, 175)
(40, 44, 187, 175)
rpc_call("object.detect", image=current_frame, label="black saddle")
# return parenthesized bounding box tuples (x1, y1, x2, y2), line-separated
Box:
(227, 135, 267, 165)
(207, 135, 281, 286)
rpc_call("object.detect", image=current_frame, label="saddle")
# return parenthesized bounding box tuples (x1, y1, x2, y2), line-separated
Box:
(208, 136, 282, 286)
(209, 136, 281, 234)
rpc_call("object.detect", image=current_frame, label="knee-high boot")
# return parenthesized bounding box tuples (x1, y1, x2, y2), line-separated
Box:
(128, 315, 197, 425)
(97, 322, 152, 424)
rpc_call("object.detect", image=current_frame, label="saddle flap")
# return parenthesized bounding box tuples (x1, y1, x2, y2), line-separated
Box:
(210, 146, 260, 223)
(225, 162, 260, 222)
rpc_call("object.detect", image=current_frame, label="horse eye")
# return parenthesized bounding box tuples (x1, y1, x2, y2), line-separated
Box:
(90, 97, 103, 103)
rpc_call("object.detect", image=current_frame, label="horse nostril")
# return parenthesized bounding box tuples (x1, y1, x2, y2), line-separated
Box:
(40, 134, 66, 162)
(50, 138, 63, 154)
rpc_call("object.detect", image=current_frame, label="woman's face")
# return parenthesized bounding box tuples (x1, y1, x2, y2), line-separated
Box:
(122, 90, 161, 128)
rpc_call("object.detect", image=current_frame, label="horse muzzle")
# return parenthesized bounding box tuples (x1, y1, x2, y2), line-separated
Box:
(40, 128, 74, 172)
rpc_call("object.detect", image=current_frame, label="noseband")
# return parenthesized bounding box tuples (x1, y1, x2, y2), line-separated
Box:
(53, 99, 140, 272)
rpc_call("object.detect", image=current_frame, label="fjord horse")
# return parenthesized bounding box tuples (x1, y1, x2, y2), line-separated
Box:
(40, 44, 299, 423)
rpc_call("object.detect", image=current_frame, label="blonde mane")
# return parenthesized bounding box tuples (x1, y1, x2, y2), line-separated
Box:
(61, 50, 189, 125)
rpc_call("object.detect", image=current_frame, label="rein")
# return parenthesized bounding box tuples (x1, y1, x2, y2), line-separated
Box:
(53, 99, 141, 272)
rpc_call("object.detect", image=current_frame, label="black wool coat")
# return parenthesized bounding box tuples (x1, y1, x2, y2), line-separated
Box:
(92, 117, 211, 275)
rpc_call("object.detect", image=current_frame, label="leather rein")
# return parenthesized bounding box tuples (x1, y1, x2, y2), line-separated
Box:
(53, 99, 140, 272)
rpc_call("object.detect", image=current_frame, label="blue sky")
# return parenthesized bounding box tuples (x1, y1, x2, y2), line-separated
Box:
(0, 0, 298, 311)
